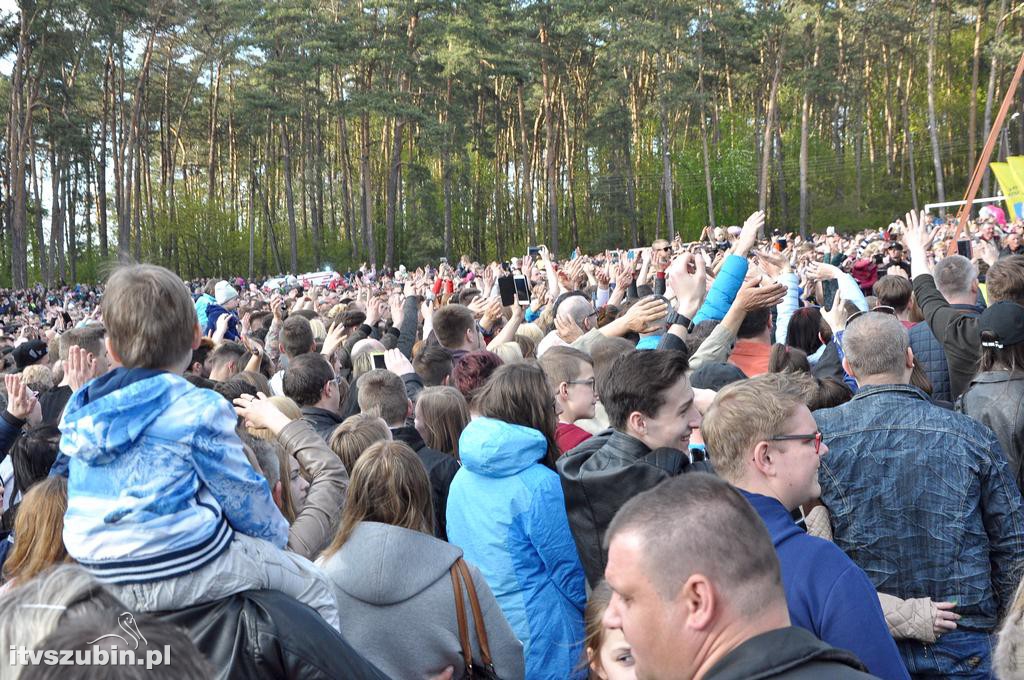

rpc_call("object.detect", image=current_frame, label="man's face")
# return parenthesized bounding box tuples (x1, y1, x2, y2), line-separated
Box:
(93, 344, 110, 376)
(1008, 234, 1021, 251)
(888, 247, 903, 262)
(767, 406, 826, 509)
(636, 376, 701, 451)
(982, 223, 996, 240)
(225, 297, 239, 311)
(563, 362, 598, 422)
(604, 531, 692, 680)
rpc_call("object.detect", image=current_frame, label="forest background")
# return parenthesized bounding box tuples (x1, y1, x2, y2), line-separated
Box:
(0, 0, 1020, 286)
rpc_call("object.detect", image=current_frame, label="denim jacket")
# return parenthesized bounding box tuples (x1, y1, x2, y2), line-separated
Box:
(814, 383, 1024, 632)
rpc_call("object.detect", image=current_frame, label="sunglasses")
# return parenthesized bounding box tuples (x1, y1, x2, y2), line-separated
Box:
(768, 431, 823, 456)
(845, 305, 895, 325)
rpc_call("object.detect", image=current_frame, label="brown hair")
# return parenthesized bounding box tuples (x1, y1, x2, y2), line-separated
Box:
(356, 369, 409, 426)
(2, 477, 70, 585)
(432, 304, 476, 349)
(57, 326, 106, 361)
(415, 386, 470, 459)
(702, 373, 806, 483)
(329, 412, 392, 473)
(246, 396, 302, 440)
(473, 362, 560, 468)
(768, 344, 810, 374)
(539, 346, 594, 386)
(987, 255, 1024, 304)
(872, 275, 912, 312)
(102, 264, 197, 369)
(322, 441, 434, 558)
(582, 581, 616, 677)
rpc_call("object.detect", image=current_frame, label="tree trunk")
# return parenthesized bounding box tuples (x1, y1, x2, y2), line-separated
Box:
(982, 0, 1010, 196)
(759, 48, 782, 220)
(207, 61, 221, 206)
(97, 50, 110, 260)
(968, 0, 985, 173)
(926, 0, 945, 206)
(280, 123, 299, 273)
(540, 22, 559, 257)
(517, 84, 535, 246)
(660, 104, 675, 240)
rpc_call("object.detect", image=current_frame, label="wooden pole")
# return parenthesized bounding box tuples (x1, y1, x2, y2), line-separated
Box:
(949, 48, 1024, 254)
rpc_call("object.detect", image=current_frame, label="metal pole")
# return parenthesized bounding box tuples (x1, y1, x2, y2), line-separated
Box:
(949, 48, 1024, 254)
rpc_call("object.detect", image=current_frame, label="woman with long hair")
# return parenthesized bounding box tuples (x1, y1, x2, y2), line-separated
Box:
(957, 301, 1024, 492)
(1, 477, 70, 591)
(414, 387, 470, 460)
(319, 441, 524, 679)
(446, 362, 587, 679)
(581, 581, 635, 680)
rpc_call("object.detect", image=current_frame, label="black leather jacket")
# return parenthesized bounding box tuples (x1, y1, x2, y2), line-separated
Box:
(556, 429, 712, 586)
(958, 370, 1024, 492)
(155, 590, 391, 680)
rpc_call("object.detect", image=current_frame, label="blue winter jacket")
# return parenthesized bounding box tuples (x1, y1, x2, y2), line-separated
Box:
(740, 491, 909, 680)
(693, 254, 747, 325)
(204, 303, 241, 341)
(61, 369, 288, 584)
(194, 293, 216, 331)
(446, 417, 587, 680)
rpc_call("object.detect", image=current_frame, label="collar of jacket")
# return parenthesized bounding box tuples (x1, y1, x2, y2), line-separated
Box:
(703, 626, 867, 680)
(950, 303, 984, 314)
(850, 383, 930, 403)
(970, 370, 1024, 386)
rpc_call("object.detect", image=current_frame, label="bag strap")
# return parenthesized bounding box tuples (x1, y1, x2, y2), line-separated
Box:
(450, 563, 474, 673)
(456, 558, 493, 666)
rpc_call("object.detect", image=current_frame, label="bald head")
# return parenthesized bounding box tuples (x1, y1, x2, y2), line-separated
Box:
(558, 295, 596, 328)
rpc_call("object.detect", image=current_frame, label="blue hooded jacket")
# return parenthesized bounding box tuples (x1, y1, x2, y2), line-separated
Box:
(61, 369, 288, 584)
(446, 417, 587, 680)
(740, 490, 909, 680)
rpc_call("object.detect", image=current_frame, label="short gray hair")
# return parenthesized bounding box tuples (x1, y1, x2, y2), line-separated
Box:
(605, 473, 783, 615)
(0, 565, 125, 675)
(842, 313, 909, 378)
(933, 255, 978, 299)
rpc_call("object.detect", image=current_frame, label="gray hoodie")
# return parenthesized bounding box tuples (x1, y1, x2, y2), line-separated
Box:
(320, 522, 525, 680)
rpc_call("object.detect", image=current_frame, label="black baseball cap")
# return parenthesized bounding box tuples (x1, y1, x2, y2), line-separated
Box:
(12, 339, 47, 371)
(979, 301, 1024, 349)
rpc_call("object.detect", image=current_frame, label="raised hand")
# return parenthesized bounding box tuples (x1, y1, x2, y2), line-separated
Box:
(233, 392, 291, 436)
(65, 345, 98, 392)
(4, 374, 37, 421)
(621, 296, 669, 334)
(735, 275, 787, 313)
(735, 211, 765, 256)
(667, 253, 707, 318)
(382, 347, 415, 376)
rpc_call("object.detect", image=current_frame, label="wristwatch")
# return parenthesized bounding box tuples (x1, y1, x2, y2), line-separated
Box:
(666, 310, 694, 332)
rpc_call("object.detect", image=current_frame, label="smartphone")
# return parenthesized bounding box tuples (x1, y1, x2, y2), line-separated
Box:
(957, 239, 973, 259)
(497, 275, 516, 306)
(513, 275, 531, 306)
(611, 250, 620, 264)
(627, 250, 635, 261)
(826, 226, 836, 237)
(372, 352, 386, 370)
(528, 246, 541, 257)
(440, 257, 448, 265)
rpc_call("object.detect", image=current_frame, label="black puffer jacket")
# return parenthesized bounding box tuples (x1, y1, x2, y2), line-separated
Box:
(957, 370, 1024, 492)
(556, 429, 712, 586)
(155, 589, 391, 680)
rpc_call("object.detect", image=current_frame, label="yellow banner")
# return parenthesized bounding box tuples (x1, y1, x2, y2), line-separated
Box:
(991, 161, 1024, 220)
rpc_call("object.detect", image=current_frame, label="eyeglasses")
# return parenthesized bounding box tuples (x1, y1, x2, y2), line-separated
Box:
(768, 431, 823, 455)
(845, 305, 896, 325)
(566, 378, 596, 390)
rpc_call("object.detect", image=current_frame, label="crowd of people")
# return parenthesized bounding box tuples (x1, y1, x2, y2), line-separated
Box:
(0, 207, 1022, 679)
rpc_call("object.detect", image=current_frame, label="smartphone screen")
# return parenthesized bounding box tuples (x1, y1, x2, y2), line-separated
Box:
(372, 352, 386, 369)
(528, 246, 540, 257)
(957, 240, 973, 259)
(498, 275, 516, 306)
(513, 275, 531, 306)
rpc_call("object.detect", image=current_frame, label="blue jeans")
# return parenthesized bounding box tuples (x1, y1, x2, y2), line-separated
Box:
(897, 631, 994, 679)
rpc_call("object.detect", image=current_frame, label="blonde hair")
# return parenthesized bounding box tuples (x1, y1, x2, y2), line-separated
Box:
(415, 386, 469, 459)
(102, 264, 197, 369)
(492, 342, 524, 364)
(701, 374, 806, 483)
(321, 441, 434, 559)
(246, 396, 302, 440)
(20, 365, 54, 394)
(2, 477, 70, 586)
(516, 323, 544, 344)
(329, 412, 392, 473)
(308, 318, 327, 344)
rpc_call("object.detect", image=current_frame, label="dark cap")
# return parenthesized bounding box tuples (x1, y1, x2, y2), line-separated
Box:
(689, 362, 747, 391)
(980, 301, 1024, 349)
(887, 242, 904, 251)
(12, 339, 48, 370)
